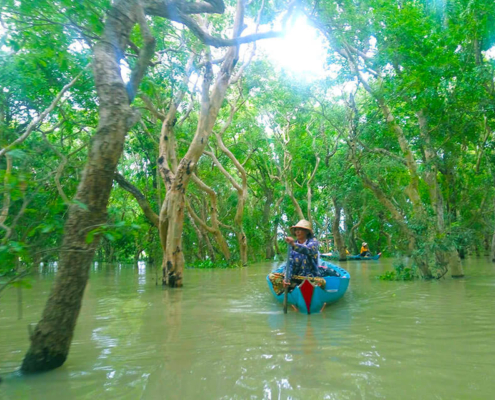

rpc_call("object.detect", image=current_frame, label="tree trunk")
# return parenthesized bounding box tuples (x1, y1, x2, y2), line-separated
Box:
(114, 173, 159, 226)
(236, 230, 248, 265)
(288, 184, 305, 220)
(206, 130, 249, 266)
(134, 248, 143, 264)
(188, 174, 231, 261)
(349, 206, 366, 254)
(263, 190, 275, 259)
(417, 110, 464, 277)
(187, 211, 207, 261)
(234, 197, 248, 265)
(203, 231, 216, 261)
(21, 0, 146, 373)
(274, 228, 281, 255)
(491, 193, 495, 262)
(158, 0, 248, 284)
(108, 245, 115, 263)
(357, 166, 434, 278)
(447, 250, 464, 277)
(331, 198, 347, 261)
(160, 187, 187, 287)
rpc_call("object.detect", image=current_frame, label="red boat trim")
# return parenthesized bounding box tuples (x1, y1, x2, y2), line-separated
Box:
(299, 279, 315, 314)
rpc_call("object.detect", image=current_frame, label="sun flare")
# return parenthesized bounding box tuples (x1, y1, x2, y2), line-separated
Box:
(258, 16, 328, 80)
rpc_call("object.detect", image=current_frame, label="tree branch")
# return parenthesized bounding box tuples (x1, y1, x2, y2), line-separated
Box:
(0, 68, 87, 158)
(204, 148, 242, 192)
(172, 10, 282, 48)
(140, 93, 165, 121)
(356, 138, 407, 166)
(126, 2, 156, 102)
(114, 173, 159, 227)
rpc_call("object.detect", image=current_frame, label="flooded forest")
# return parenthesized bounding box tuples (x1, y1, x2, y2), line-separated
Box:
(1, 0, 495, 398)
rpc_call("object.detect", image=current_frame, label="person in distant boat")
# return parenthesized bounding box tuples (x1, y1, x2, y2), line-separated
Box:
(360, 242, 371, 257)
(283, 219, 320, 286)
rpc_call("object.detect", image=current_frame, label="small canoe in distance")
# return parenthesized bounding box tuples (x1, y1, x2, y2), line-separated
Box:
(321, 253, 382, 261)
(267, 261, 350, 314)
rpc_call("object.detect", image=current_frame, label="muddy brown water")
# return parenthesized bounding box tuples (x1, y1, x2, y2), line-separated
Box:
(1, 258, 495, 399)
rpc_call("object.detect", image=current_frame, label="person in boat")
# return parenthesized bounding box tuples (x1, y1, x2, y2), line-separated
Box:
(360, 242, 371, 257)
(268, 219, 327, 295)
(283, 219, 320, 286)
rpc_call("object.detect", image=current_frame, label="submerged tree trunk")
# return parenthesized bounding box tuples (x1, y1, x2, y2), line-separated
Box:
(491, 176, 495, 262)
(21, 0, 149, 372)
(491, 228, 495, 262)
(159, 184, 187, 287)
(159, 65, 230, 285)
(263, 189, 275, 259)
(158, 0, 259, 285)
(417, 110, 464, 277)
(20, 0, 243, 371)
(349, 206, 366, 255)
(331, 198, 347, 261)
(134, 248, 143, 264)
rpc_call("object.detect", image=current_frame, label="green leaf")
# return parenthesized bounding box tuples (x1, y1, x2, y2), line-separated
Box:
(41, 224, 54, 233)
(73, 200, 89, 211)
(85, 229, 99, 244)
(104, 232, 115, 241)
(7, 149, 27, 159)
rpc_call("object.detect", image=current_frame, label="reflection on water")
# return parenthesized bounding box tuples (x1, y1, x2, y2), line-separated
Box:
(137, 261, 146, 292)
(1, 258, 495, 399)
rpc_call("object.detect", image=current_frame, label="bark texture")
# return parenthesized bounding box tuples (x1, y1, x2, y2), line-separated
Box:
(158, 0, 251, 285)
(331, 198, 347, 261)
(22, 0, 145, 372)
(188, 174, 231, 261)
(262, 189, 275, 259)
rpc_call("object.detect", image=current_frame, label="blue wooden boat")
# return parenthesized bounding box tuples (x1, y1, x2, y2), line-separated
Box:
(267, 261, 350, 314)
(321, 253, 381, 261)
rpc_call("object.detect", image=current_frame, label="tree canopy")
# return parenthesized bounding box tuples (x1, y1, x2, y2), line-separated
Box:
(1, 0, 495, 288)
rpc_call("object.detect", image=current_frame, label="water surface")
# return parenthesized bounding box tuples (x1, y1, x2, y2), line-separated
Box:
(1, 258, 495, 399)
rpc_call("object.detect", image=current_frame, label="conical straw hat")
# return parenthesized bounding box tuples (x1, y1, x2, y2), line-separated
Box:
(290, 219, 313, 235)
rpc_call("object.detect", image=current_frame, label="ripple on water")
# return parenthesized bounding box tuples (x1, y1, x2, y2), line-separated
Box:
(1, 260, 495, 399)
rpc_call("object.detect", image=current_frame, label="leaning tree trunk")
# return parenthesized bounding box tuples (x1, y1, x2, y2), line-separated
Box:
(21, 0, 149, 373)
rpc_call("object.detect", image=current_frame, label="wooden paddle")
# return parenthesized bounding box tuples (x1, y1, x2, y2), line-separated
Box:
(283, 244, 291, 314)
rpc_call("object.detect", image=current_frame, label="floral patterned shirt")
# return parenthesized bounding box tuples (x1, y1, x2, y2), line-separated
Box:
(285, 238, 320, 281)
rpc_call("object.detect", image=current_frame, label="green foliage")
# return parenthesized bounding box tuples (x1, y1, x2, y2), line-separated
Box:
(1, 0, 495, 283)
(187, 259, 235, 269)
(0, 241, 29, 271)
(378, 260, 417, 281)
